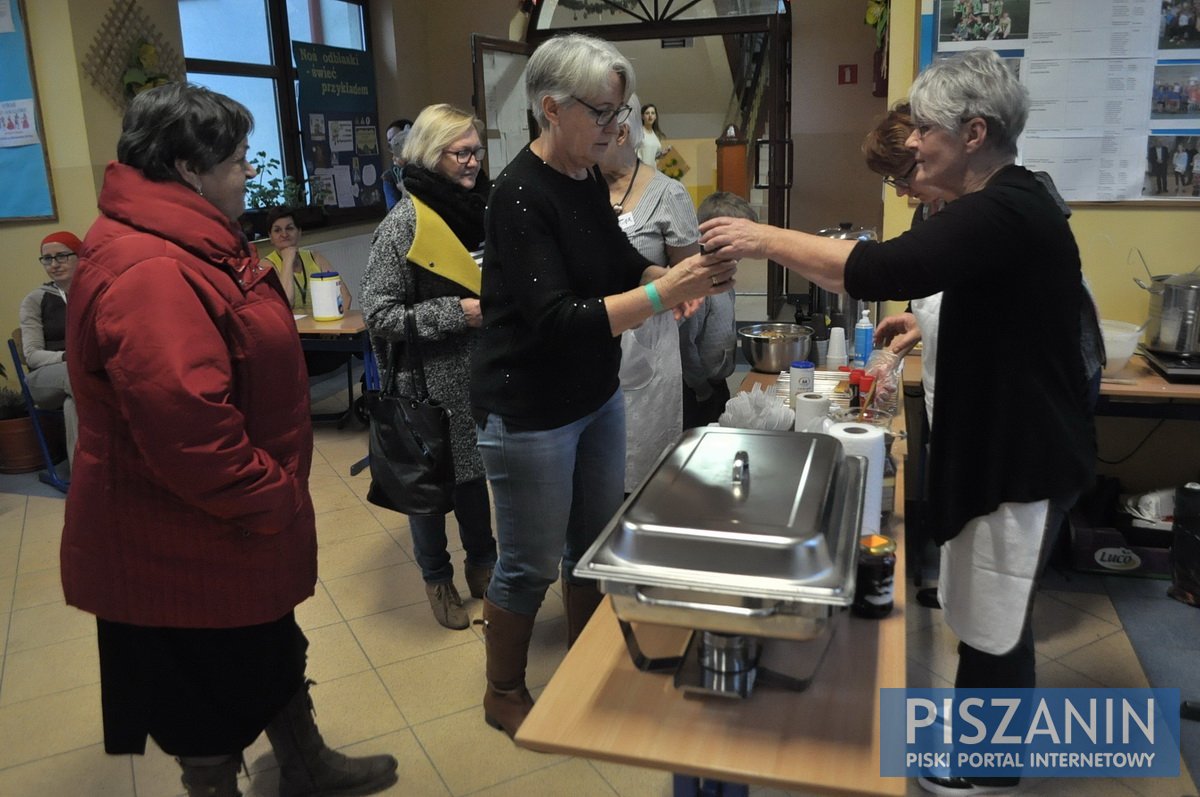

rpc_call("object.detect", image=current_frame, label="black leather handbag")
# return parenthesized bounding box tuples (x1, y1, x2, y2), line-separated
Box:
(365, 283, 455, 515)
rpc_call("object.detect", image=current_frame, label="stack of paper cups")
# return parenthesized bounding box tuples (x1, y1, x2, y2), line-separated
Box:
(793, 393, 830, 432)
(826, 327, 848, 369)
(829, 422, 886, 535)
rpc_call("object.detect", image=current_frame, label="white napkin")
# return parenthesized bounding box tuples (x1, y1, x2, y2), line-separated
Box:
(718, 383, 795, 431)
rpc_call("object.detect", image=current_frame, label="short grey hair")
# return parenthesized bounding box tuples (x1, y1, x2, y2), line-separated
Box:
(525, 33, 635, 129)
(402, 103, 482, 171)
(909, 48, 1028, 156)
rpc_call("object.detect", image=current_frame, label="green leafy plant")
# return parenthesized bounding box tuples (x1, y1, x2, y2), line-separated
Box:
(122, 42, 172, 100)
(865, 0, 890, 49)
(244, 151, 325, 210)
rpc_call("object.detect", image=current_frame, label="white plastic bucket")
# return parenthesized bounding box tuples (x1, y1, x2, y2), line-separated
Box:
(310, 271, 344, 321)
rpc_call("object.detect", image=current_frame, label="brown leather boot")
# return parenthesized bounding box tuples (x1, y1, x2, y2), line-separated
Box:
(562, 579, 605, 648)
(481, 598, 536, 738)
(178, 755, 242, 797)
(463, 560, 494, 600)
(264, 681, 398, 797)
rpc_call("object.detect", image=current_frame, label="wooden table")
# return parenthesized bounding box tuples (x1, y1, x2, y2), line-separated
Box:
(516, 373, 908, 796)
(1096, 354, 1200, 420)
(294, 310, 376, 426)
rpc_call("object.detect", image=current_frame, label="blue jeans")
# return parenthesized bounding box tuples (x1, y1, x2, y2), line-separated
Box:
(477, 389, 626, 616)
(408, 477, 497, 583)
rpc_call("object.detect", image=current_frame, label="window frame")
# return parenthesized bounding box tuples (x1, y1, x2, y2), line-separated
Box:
(182, 0, 382, 229)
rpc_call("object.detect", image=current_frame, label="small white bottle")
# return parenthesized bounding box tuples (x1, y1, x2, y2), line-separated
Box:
(854, 308, 874, 365)
(789, 360, 815, 408)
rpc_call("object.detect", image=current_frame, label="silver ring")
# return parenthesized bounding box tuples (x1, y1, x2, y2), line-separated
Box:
(711, 276, 719, 286)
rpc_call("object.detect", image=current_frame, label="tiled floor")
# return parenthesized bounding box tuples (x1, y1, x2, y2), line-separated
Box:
(0, 419, 1195, 796)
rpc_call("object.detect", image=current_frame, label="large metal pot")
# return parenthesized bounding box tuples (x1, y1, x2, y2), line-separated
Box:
(810, 223, 880, 353)
(1137, 270, 1200, 356)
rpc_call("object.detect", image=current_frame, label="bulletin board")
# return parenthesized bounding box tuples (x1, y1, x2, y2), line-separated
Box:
(918, 0, 1200, 205)
(0, 0, 55, 221)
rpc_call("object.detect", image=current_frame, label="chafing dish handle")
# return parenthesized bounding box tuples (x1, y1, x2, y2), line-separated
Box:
(732, 450, 749, 484)
(634, 588, 779, 618)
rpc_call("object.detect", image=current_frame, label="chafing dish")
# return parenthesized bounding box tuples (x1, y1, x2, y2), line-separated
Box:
(575, 427, 867, 697)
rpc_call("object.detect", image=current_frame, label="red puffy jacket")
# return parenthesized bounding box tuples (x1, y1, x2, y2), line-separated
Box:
(61, 162, 317, 628)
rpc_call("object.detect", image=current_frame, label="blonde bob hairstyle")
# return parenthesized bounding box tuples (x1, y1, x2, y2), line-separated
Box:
(401, 104, 484, 171)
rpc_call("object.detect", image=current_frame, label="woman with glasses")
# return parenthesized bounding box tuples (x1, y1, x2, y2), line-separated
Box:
(599, 92, 700, 494)
(702, 50, 1094, 795)
(361, 103, 498, 631)
(61, 83, 397, 797)
(471, 33, 736, 740)
(19, 231, 82, 468)
(862, 103, 945, 426)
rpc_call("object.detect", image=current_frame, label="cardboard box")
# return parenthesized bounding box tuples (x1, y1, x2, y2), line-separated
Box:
(1070, 512, 1173, 579)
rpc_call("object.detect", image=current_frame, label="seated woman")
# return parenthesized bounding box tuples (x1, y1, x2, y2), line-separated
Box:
(264, 206, 354, 375)
(19, 231, 82, 467)
(264, 207, 352, 314)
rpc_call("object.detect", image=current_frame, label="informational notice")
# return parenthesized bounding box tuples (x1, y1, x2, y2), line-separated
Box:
(927, 0, 1200, 201)
(293, 42, 384, 209)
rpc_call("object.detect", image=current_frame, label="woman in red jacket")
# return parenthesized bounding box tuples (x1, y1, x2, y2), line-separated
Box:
(62, 83, 396, 797)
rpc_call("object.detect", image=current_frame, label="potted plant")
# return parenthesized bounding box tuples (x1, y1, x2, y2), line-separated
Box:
(240, 152, 328, 239)
(0, 364, 44, 474)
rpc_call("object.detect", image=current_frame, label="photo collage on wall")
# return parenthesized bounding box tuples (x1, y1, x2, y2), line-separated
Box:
(926, 0, 1200, 201)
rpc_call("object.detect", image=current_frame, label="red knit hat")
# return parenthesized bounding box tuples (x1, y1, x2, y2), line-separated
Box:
(41, 231, 83, 253)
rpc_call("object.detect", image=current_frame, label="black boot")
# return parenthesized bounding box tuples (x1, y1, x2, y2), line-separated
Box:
(264, 680, 399, 797)
(178, 755, 242, 797)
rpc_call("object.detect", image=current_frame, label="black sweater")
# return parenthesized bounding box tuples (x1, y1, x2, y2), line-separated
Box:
(471, 146, 651, 429)
(846, 165, 1095, 542)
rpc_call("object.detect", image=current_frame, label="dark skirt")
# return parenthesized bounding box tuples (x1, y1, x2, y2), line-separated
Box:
(97, 612, 308, 756)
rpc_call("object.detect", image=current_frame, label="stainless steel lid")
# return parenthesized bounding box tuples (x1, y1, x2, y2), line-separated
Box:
(576, 427, 866, 607)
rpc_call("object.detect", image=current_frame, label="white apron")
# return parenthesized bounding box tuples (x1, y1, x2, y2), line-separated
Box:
(619, 312, 684, 494)
(938, 499, 1050, 655)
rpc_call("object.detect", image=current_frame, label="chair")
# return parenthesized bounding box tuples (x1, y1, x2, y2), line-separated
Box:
(7, 329, 69, 492)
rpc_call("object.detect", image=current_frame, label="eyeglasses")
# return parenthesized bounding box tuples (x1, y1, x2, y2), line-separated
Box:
(882, 161, 918, 190)
(38, 252, 76, 266)
(570, 96, 633, 127)
(444, 146, 486, 164)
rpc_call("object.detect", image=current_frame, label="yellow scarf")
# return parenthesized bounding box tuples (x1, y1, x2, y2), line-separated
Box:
(407, 195, 482, 296)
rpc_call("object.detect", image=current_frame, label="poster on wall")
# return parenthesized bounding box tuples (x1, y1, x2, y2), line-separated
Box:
(293, 42, 384, 209)
(0, 0, 56, 221)
(922, 0, 1200, 203)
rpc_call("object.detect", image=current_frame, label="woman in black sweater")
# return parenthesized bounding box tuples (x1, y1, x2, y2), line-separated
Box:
(701, 49, 1094, 796)
(470, 33, 735, 740)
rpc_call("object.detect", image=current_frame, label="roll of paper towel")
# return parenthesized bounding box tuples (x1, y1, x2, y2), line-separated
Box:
(793, 392, 830, 432)
(830, 422, 886, 536)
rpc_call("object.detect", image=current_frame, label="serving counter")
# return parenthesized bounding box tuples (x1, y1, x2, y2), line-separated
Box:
(515, 369, 908, 796)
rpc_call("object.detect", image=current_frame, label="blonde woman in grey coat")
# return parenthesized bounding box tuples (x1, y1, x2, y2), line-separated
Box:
(362, 104, 496, 630)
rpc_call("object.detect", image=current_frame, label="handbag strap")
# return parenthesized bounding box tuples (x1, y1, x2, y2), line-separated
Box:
(397, 261, 432, 402)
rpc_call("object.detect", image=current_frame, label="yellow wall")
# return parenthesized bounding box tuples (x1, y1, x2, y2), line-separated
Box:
(667, 138, 717, 209)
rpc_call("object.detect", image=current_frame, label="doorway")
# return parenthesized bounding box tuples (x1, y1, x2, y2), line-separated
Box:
(472, 2, 793, 316)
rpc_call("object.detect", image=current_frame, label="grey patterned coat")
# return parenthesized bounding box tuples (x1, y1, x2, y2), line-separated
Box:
(362, 197, 485, 483)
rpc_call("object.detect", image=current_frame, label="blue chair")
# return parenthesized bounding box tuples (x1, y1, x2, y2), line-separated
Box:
(7, 331, 69, 493)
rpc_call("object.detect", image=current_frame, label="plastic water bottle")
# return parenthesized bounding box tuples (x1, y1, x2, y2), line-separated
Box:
(854, 308, 874, 364)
